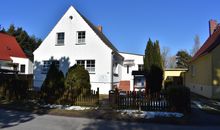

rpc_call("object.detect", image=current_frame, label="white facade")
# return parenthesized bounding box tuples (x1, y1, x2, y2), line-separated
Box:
(33, 6, 122, 94)
(11, 57, 33, 74)
(119, 52, 144, 91)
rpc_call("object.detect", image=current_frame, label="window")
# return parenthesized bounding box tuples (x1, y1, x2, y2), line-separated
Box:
(86, 60, 95, 73)
(113, 63, 119, 75)
(127, 66, 129, 74)
(77, 31, 86, 44)
(138, 64, 144, 71)
(42, 60, 59, 74)
(56, 32, 64, 45)
(76, 60, 95, 73)
(20, 64, 25, 73)
(76, 60, 85, 68)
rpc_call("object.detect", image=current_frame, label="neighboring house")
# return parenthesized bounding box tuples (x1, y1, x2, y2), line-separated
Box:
(0, 33, 33, 74)
(185, 20, 220, 99)
(119, 52, 145, 91)
(33, 6, 123, 94)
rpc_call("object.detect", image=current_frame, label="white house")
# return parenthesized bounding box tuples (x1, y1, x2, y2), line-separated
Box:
(0, 33, 33, 74)
(33, 6, 123, 94)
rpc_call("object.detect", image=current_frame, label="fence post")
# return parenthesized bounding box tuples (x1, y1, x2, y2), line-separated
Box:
(97, 87, 99, 105)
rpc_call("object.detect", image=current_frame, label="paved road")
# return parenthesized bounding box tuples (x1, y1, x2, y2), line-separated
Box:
(1, 109, 220, 130)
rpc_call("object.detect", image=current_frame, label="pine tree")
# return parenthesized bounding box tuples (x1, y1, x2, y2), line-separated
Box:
(5, 24, 42, 61)
(176, 50, 192, 68)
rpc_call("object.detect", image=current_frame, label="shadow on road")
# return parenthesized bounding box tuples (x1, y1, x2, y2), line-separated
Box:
(0, 109, 35, 128)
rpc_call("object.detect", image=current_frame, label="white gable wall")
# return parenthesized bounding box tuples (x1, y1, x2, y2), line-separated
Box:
(34, 6, 114, 94)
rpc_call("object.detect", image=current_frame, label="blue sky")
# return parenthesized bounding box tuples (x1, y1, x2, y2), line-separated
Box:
(1, 0, 220, 55)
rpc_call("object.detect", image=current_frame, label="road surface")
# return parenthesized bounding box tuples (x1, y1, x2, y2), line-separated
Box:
(1, 109, 220, 130)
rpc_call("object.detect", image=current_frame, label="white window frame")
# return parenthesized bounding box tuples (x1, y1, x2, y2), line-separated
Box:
(56, 32, 65, 45)
(76, 31, 86, 45)
(76, 60, 95, 73)
(42, 60, 59, 74)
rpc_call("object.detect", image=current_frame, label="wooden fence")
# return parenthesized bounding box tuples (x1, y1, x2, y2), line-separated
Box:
(73, 88, 99, 107)
(109, 90, 170, 111)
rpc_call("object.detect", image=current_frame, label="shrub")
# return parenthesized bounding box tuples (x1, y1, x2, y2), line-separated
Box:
(61, 64, 91, 105)
(41, 62, 65, 104)
(167, 86, 191, 113)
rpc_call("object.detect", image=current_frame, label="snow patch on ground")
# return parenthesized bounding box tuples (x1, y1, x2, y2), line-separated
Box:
(41, 104, 98, 110)
(118, 110, 184, 119)
(192, 100, 220, 111)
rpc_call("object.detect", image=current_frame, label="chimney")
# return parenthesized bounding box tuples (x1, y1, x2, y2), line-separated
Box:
(97, 25, 103, 32)
(209, 19, 218, 36)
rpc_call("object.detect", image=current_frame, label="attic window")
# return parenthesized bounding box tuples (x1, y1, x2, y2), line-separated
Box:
(76, 31, 86, 44)
(56, 32, 64, 45)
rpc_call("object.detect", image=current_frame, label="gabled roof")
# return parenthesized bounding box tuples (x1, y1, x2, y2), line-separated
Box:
(0, 33, 27, 61)
(192, 26, 220, 61)
(74, 7, 121, 56)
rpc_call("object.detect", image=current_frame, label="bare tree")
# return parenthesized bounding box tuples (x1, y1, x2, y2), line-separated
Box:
(191, 35, 201, 56)
(167, 56, 176, 68)
(161, 47, 170, 68)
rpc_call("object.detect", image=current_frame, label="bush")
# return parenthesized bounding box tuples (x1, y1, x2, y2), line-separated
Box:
(61, 64, 91, 105)
(167, 86, 191, 113)
(41, 62, 65, 104)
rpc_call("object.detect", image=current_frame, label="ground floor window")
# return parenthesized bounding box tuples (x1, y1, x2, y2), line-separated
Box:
(76, 60, 95, 73)
(42, 60, 59, 74)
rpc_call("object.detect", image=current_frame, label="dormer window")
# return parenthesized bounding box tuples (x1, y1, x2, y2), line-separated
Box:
(56, 32, 64, 45)
(77, 31, 86, 44)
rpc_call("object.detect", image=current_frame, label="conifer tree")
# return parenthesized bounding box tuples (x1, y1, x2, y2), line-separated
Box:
(144, 39, 164, 93)
(41, 62, 65, 103)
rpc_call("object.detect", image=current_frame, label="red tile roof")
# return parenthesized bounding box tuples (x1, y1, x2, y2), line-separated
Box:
(192, 26, 220, 61)
(0, 33, 27, 61)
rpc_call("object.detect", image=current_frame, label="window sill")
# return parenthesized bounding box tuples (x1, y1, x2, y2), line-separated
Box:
(55, 43, 64, 46)
(76, 43, 86, 45)
(89, 72, 95, 74)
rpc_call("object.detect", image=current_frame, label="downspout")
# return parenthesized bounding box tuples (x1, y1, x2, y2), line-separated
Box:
(111, 51, 114, 90)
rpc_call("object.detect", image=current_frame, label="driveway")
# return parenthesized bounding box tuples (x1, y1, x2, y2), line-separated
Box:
(1, 108, 220, 130)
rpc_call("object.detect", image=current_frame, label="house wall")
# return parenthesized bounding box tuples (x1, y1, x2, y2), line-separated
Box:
(0, 60, 12, 70)
(119, 53, 144, 91)
(33, 6, 114, 94)
(185, 54, 213, 98)
(164, 70, 186, 81)
(211, 44, 220, 99)
(10, 57, 33, 74)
